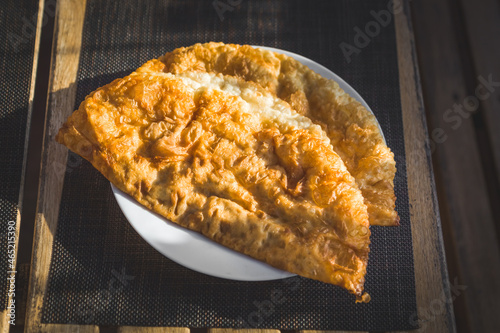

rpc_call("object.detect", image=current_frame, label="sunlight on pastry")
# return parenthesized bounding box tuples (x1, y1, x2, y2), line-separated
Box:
(56, 43, 401, 300)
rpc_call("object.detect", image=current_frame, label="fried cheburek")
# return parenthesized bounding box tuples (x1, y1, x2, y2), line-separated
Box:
(56, 70, 371, 297)
(138, 42, 399, 226)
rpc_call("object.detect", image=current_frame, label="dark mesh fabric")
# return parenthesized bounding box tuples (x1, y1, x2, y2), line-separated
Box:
(0, 0, 39, 310)
(41, 0, 418, 330)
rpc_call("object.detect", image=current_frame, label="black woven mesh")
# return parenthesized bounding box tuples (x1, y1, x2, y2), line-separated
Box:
(0, 0, 39, 310)
(41, 0, 418, 330)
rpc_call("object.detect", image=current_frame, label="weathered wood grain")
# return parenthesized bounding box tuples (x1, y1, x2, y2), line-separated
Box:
(411, 0, 500, 332)
(28, 324, 99, 333)
(209, 329, 279, 333)
(24, 0, 93, 331)
(458, 0, 500, 187)
(0, 0, 44, 331)
(395, 1, 456, 333)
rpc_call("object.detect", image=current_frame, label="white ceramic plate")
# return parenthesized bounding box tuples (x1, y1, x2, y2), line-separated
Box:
(112, 46, 379, 281)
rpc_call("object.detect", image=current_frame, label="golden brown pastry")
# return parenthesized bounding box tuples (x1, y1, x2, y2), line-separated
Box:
(56, 70, 371, 297)
(139, 42, 399, 226)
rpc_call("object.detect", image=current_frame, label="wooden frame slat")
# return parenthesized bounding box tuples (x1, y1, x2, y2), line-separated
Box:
(410, 0, 500, 332)
(0, 0, 45, 331)
(24, 0, 92, 331)
(458, 0, 500, 183)
(30, 324, 99, 333)
(394, 2, 456, 333)
(209, 329, 279, 333)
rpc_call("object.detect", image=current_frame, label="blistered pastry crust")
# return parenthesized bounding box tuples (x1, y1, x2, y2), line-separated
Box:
(149, 42, 399, 226)
(57, 71, 370, 296)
